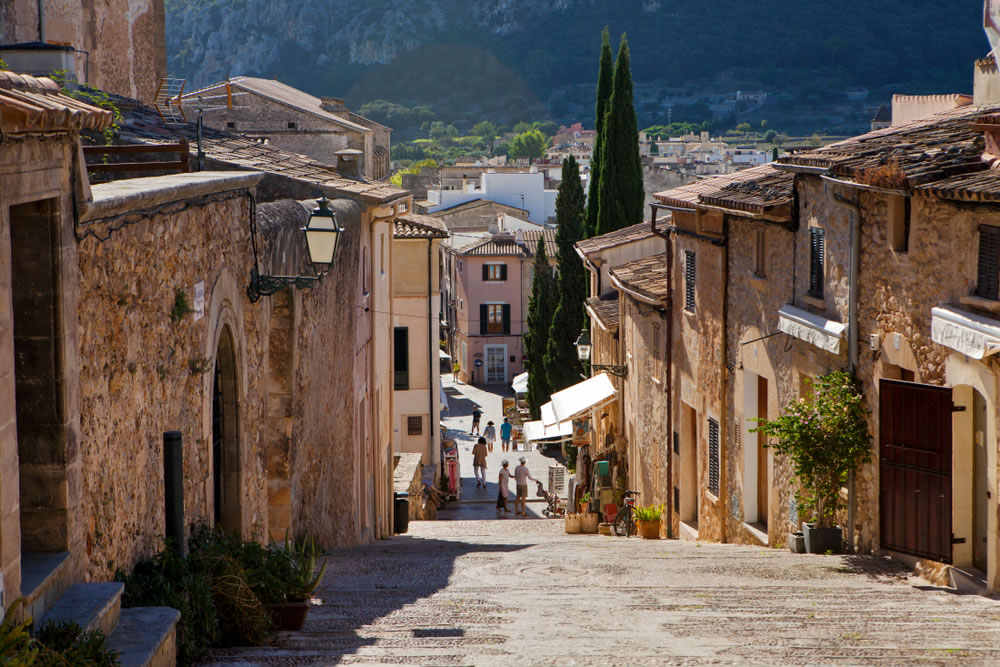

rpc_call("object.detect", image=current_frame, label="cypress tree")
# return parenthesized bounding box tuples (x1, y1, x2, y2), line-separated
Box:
(524, 236, 555, 419)
(544, 155, 587, 393)
(585, 27, 613, 239)
(595, 34, 644, 237)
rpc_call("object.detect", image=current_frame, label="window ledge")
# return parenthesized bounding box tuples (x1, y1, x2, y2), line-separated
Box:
(799, 294, 825, 310)
(959, 295, 1000, 314)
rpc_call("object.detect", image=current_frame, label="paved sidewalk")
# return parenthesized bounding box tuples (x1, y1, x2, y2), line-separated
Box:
(438, 374, 566, 521)
(204, 518, 1000, 666)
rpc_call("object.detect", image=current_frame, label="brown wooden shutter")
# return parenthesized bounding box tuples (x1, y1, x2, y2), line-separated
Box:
(482, 264, 489, 281)
(502, 304, 511, 334)
(684, 251, 696, 312)
(808, 227, 825, 298)
(500, 263, 508, 281)
(977, 225, 1000, 300)
(708, 417, 720, 496)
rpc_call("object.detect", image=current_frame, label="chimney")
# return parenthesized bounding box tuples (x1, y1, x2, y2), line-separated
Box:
(320, 96, 350, 118)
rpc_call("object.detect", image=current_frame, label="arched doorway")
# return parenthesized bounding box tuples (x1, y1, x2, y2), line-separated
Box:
(212, 325, 242, 536)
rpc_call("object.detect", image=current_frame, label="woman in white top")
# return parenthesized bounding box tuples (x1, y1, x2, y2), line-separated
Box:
(495, 460, 513, 513)
(483, 420, 497, 453)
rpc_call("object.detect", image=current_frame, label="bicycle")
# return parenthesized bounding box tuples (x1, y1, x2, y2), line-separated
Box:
(613, 490, 641, 537)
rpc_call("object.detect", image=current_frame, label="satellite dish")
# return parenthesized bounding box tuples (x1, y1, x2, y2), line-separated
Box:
(986, 0, 1000, 63)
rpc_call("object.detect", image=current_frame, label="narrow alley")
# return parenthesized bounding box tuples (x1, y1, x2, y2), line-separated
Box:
(200, 379, 1000, 666)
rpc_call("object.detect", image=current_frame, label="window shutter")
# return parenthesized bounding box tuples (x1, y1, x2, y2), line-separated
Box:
(707, 417, 720, 496)
(500, 263, 508, 281)
(684, 251, 696, 312)
(502, 304, 511, 335)
(482, 264, 489, 281)
(393, 327, 409, 390)
(808, 227, 825, 298)
(977, 225, 1000, 300)
(480, 304, 488, 335)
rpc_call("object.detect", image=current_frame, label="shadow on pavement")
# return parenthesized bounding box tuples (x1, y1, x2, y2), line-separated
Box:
(302, 535, 531, 664)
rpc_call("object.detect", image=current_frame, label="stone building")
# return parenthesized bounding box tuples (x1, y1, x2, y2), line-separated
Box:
(392, 214, 448, 474)
(188, 77, 392, 180)
(0, 0, 166, 104)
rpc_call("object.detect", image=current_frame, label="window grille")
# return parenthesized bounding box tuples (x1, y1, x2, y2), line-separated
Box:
(708, 417, 720, 496)
(808, 227, 825, 299)
(407, 416, 422, 435)
(977, 224, 1000, 300)
(684, 251, 696, 312)
(652, 323, 662, 378)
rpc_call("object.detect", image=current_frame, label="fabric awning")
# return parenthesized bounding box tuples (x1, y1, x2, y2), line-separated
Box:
(439, 349, 451, 360)
(777, 304, 846, 354)
(541, 401, 557, 427)
(523, 419, 573, 442)
(543, 373, 618, 426)
(931, 305, 1000, 360)
(512, 371, 529, 394)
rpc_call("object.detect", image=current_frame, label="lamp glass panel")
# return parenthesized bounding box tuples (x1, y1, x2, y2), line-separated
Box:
(305, 215, 339, 265)
(576, 343, 592, 362)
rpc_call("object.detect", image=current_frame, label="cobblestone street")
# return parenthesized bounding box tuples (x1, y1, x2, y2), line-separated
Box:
(203, 379, 1000, 666)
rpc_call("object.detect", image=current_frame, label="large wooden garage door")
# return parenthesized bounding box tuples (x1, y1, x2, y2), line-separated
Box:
(879, 380, 952, 562)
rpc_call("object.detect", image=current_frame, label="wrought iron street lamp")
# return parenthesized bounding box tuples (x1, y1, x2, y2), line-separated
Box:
(574, 328, 628, 378)
(248, 196, 344, 302)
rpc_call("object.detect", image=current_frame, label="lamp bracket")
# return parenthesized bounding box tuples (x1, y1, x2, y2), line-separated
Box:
(590, 363, 628, 378)
(247, 268, 319, 302)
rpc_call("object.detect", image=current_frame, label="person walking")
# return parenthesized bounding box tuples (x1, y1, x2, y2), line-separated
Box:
(472, 437, 488, 489)
(513, 456, 537, 516)
(483, 420, 497, 453)
(471, 406, 482, 435)
(500, 417, 513, 452)
(496, 460, 513, 514)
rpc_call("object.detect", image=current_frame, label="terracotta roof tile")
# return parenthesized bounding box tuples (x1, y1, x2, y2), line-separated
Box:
(521, 229, 557, 258)
(654, 164, 793, 216)
(777, 104, 997, 186)
(395, 213, 449, 239)
(458, 234, 531, 257)
(610, 253, 668, 302)
(0, 71, 113, 132)
(576, 219, 669, 256)
(586, 293, 620, 330)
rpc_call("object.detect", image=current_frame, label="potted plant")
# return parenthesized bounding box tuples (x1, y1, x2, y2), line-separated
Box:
(752, 371, 872, 554)
(265, 533, 328, 631)
(634, 503, 664, 539)
(578, 491, 592, 514)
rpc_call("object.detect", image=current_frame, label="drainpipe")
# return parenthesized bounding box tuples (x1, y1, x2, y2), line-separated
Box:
(825, 180, 860, 555)
(37, 0, 45, 42)
(650, 203, 674, 538)
(428, 237, 438, 471)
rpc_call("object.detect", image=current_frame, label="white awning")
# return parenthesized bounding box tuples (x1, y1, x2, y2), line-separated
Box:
(931, 305, 1000, 360)
(777, 304, 846, 354)
(440, 384, 449, 412)
(512, 371, 529, 394)
(439, 349, 451, 360)
(543, 373, 618, 426)
(541, 401, 557, 427)
(523, 419, 573, 442)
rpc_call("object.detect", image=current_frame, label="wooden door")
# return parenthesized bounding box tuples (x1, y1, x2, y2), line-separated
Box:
(757, 375, 769, 527)
(879, 380, 953, 562)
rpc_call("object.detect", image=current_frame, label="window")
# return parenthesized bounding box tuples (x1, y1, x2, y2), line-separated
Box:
(808, 227, 825, 299)
(398, 201, 408, 213)
(684, 251, 696, 313)
(754, 228, 766, 278)
(287, 121, 297, 129)
(708, 417, 720, 496)
(480, 303, 510, 335)
(226, 121, 236, 129)
(407, 416, 423, 436)
(458, 259, 463, 273)
(459, 298, 463, 311)
(483, 263, 507, 281)
(380, 234, 385, 276)
(888, 195, 910, 253)
(977, 224, 1000, 300)
(393, 327, 409, 390)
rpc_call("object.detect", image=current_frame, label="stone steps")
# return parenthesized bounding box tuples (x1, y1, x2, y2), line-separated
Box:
(20, 551, 72, 624)
(36, 581, 180, 667)
(106, 607, 181, 667)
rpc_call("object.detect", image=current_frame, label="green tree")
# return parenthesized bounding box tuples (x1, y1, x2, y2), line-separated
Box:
(736, 121, 752, 139)
(764, 129, 778, 144)
(595, 34, 644, 237)
(524, 236, 555, 419)
(586, 27, 613, 238)
(544, 155, 587, 392)
(472, 120, 497, 141)
(507, 128, 546, 160)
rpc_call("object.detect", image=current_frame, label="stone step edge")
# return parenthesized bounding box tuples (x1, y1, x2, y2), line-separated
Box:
(106, 607, 181, 667)
(37, 582, 123, 637)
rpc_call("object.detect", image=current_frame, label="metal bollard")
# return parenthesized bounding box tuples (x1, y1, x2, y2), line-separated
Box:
(164, 431, 185, 555)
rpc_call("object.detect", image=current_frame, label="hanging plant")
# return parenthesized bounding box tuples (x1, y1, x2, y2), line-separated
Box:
(752, 370, 872, 528)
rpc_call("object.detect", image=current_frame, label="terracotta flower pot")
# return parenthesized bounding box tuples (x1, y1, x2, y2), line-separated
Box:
(637, 519, 661, 540)
(267, 599, 310, 631)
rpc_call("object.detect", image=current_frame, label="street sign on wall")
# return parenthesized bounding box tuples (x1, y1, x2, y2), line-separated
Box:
(474, 359, 483, 368)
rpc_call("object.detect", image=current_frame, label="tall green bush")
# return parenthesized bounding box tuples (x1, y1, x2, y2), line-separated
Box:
(585, 27, 613, 239)
(524, 236, 555, 419)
